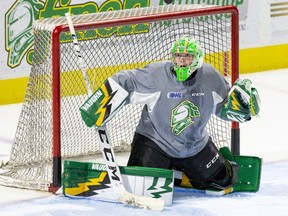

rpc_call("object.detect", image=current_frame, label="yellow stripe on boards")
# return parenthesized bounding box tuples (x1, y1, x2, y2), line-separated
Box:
(0, 77, 28, 105)
(239, 43, 288, 73)
(1, 44, 288, 105)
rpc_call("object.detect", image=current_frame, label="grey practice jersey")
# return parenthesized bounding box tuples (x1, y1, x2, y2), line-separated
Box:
(112, 61, 230, 158)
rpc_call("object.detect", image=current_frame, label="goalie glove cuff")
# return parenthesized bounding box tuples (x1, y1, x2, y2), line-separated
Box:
(250, 87, 261, 116)
(221, 103, 251, 123)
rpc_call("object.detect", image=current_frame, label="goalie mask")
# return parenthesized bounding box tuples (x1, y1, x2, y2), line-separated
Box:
(171, 36, 204, 81)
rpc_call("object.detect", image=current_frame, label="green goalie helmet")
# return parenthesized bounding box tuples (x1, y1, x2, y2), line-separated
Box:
(171, 36, 204, 81)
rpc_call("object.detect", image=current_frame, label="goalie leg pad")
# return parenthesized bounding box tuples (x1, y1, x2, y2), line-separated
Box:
(220, 147, 262, 192)
(62, 160, 174, 206)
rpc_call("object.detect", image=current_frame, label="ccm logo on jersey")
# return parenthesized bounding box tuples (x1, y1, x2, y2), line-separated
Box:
(167, 92, 182, 98)
(206, 153, 220, 169)
(191, 92, 205, 97)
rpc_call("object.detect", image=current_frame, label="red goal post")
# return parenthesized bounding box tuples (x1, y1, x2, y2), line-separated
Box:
(0, 4, 239, 192)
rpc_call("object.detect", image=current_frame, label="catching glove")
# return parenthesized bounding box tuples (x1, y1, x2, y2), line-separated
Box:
(221, 78, 260, 123)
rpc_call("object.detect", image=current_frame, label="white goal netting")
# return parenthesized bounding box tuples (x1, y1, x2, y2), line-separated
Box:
(0, 4, 238, 191)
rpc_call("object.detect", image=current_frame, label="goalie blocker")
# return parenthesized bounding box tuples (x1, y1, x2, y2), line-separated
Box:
(80, 77, 129, 127)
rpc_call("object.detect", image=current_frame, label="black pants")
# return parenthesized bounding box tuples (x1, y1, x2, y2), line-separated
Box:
(128, 133, 229, 189)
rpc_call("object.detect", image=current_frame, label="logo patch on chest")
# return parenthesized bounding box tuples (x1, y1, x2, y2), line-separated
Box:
(167, 92, 182, 99)
(171, 100, 201, 135)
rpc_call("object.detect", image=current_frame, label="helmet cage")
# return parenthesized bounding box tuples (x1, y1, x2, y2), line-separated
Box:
(171, 36, 204, 81)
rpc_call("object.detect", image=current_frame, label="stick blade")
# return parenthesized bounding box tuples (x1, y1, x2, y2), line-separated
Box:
(119, 191, 165, 211)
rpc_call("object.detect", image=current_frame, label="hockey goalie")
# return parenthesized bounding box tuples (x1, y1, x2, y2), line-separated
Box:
(74, 35, 261, 204)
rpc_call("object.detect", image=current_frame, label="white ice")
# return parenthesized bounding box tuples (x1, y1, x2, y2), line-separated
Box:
(0, 69, 288, 216)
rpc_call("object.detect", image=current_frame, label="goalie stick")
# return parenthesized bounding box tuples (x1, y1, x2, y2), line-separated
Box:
(65, 13, 164, 211)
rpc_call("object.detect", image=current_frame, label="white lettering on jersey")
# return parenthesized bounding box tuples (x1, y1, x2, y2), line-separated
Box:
(191, 92, 205, 97)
